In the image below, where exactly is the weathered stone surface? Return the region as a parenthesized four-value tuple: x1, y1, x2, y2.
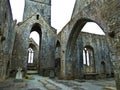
(0, 0, 16, 81)
(14, 82, 27, 88)
(28, 88, 41, 90)
(45, 84, 57, 90)
(55, 0, 119, 89)
(11, 0, 56, 77)
(0, 0, 119, 89)
(23, 0, 51, 24)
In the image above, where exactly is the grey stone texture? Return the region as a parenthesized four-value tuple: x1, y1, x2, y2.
(56, 31, 113, 79)
(0, 0, 16, 81)
(72, 32, 113, 78)
(0, 0, 120, 90)
(11, 13, 56, 76)
(56, 0, 119, 89)
(0, 75, 117, 90)
(23, 0, 51, 24)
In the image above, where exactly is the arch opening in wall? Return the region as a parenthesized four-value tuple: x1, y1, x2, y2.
(30, 23, 42, 45)
(55, 40, 61, 59)
(65, 18, 106, 78)
(81, 22, 105, 35)
(27, 42, 39, 72)
(83, 45, 95, 73)
(66, 19, 106, 56)
(56, 40, 61, 47)
(36, 14, 39, 20)
(30, 31, 40, 45)
(55, 40, 61, 77)
(101, 61, 106, 74)
(28, 48, 34, 64)
(27, 23, 42, 73)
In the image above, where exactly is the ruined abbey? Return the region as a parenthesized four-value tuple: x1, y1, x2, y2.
(0, 0, 120, 90)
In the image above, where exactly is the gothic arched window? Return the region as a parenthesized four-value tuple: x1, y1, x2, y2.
(28, 48, 34, 63)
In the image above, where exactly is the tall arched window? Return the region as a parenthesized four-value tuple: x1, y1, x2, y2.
(28, 48, 34, 63)
(55, 40, 61, 77)
(83, 46, 95, 73)
(83, 48, 90, 66)
(27, 23, 41, 72)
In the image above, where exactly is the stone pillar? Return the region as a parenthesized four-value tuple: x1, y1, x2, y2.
(0, 36, 2, 51)
(111, 36, 120, 90)
(0, 51, 5, 82)
(0, 52, 3, 81)
(112, 60, 120, 90)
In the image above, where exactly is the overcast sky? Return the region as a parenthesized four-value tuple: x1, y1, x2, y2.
(9, 0, 105, 45)
(10, 0, 76, 32)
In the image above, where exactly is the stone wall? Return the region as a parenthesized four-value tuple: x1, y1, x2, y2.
(27, 38, 39, 70)
(71, 0, 119, 89)
(11, 14, 56, 76)
(0, 0, 16, 81)
(57, 0, 119, 89)
(23, 0, 51, 24)
(72, 32, 113, 78)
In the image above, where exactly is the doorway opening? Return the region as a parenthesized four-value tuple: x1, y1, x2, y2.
(101, 61, 106, 74)
(55, 40, 61, 77)
(27, 23, 41, 74)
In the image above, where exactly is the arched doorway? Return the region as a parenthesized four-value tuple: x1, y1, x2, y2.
(27, 45, 36, 70)
(55, 40, 61, 78)
(101, 61, 106, 74)
(27, 23, 42, 74)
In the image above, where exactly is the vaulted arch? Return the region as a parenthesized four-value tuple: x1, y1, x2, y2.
(64, 18, 108, 79)
(27, 23, 42, 73)
(31, 23, 42, 35)
(66, 18, 105, 60)
(56, 40, 61, 47)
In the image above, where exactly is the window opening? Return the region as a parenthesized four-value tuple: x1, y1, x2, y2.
(36, 14, 39, 20)
(28, 48, 34, 63)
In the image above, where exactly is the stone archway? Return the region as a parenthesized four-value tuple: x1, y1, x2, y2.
(101, 61, 106, 74)
(27, 44, 38, 72)
(55, 40, 61, 78)
(65, 18, 106, 78)
(30, 23, 42, 74)
(63, 16, 119, 88)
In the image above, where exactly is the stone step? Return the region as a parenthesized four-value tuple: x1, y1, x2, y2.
(27, 68, 37, 70)
(27, 66, 37, 70)
(27, 70, 38, 74)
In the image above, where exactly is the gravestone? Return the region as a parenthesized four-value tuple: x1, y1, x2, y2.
(15, 67, 22, 80)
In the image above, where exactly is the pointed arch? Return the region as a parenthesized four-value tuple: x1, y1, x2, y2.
(31, 23, 42, 35)
(101, 61, 106, 74)
(27, 23, 42, 73)
(55, 40, 61, 77)
(83, 45, 95, 73)
(56, 40, 61, 47)
(65, 18, 105, 77)
(66, 18, 105, 59)
(28, 48, 34, 63)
